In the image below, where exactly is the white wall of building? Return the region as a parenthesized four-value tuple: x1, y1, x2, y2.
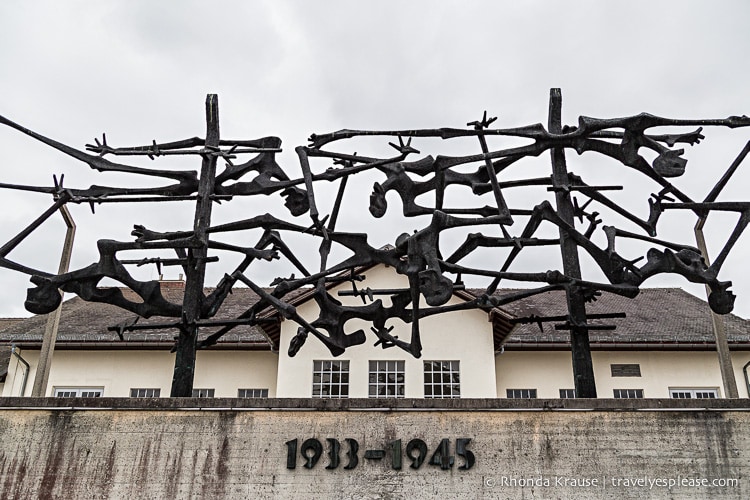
(275, 264, 498, 398)
(1, 348, 279, 397)
(194, 350, 279, 397)
(496, 350, 750, 398)
(6, 346, 745, 399)
(3, 348, 40, 397)
(495, 351, 576, 398)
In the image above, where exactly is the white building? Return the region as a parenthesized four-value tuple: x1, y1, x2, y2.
(2, 264, 750, 399)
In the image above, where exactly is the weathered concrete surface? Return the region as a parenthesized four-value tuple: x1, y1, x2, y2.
(0, 398, 747, 499)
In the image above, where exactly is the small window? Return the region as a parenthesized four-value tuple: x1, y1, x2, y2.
(670, 388, 718, 399)
(424, 361, 460, 399)
(611, 364, 641, 377)
(559, 389, 576, 399)
(507, 389, 537, 399)
(192, 388, 215, 398)
(369, 361, 405, 398)
(130, 388, 161, 398)
(54, 388, 103, 398)
(312, 360, 350, 398)
(238, 388, 269, 398)
(613, 389, 644, 399)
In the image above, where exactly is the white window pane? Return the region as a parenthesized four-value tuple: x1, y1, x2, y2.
(313, 360, 350, 399)
(423, 361, 459, 399)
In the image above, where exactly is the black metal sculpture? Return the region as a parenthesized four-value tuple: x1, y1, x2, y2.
(1, 90, 748, 397)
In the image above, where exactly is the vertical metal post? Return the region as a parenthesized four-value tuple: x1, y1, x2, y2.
(548, 88, 597, 398)
(171, 94, 220, 397)
(694, 218, 739, 398)
(31, 205, 75, 397)
(691, 142, 749, 398)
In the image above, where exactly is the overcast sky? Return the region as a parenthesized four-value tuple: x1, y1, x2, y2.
(1, 0, 749, 320)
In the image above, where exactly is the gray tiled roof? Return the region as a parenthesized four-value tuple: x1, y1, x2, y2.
(494, 287, 750, 345)
(0, 286, 272, 347)
(0, 285, 747, 350)
(0, 318, 24, 331)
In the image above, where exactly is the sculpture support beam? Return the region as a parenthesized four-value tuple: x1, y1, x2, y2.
(171, 95, 220, 397)
(549, 88, 597, 398)
(695, 216, 739, 398)
(31, 206, 75, 397)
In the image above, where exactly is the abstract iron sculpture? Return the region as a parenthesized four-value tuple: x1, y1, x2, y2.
(1, 90, 748, 397)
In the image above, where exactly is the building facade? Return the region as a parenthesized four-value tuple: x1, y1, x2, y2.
(2, 265, 750, 399)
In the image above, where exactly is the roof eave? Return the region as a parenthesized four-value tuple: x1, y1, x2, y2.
(5, 341, 274, 351)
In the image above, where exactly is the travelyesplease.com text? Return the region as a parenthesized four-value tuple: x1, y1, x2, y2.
(484, 475, 739, 490)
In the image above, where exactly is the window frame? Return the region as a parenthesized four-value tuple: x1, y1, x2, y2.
(613, 388, 644, 399)
(191, 388, 215, 398)
(506, 388, 538, 399)
(423, 360, 460, 399)
(368, 360, 405, 398)
(312, 360, 350, 399)
(129, 388, 161, 398)
(669, 388, 719, 399)
(54, 387, 104, 398)
(238, 388, 269, 398)
(610, 364, 642, 377)
(559, 389, 576, 399)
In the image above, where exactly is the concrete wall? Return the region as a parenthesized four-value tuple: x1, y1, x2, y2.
(276, 264, 497, 398)
(0, 398, 748, 499)
(1, 349, 279, 398)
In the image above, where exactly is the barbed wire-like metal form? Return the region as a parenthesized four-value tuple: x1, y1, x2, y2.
(1, 90, 748, 397)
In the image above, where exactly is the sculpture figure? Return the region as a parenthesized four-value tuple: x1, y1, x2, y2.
(1, 90, 748, 397)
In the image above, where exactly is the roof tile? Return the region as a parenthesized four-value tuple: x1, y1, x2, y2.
(1, 286, 748, 349)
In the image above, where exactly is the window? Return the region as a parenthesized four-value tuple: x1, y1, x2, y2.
(507, 389, 537, 399)
(238, 388, 269, 398)
(611, 364, 641, 377)
(54, 388, 103, 397)
(130, 388, 161, 398)
(613, 389, 644, 399)
(369, 361, 405, 398)
(670, 388, 719, 399)
(559, 389, 576, 399)
(312, 360, 349, 398)
(192, 388, 215, 398)
(423, 361, 460, 399)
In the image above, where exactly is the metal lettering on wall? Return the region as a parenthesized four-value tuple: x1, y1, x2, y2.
(285, 438, 475, 471)
(1, 91, 749, 398)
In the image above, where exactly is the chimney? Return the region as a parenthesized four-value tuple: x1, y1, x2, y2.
(159, 274, 186, 290)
